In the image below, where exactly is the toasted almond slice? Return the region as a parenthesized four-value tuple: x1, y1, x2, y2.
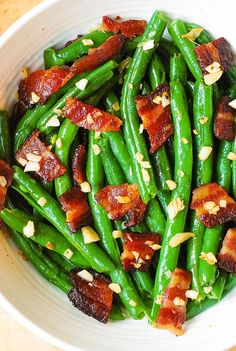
(141, 161, 151, 169)
(56, 138, 62, 149)
(20, 67, 28, 79)
(204, 201, 216, 211)
(219, 199, 227, 208)
(198, 146, 212, 161)
(162, 92, 170, 107)
(173, 297, 185, 306)
(86, 113, 94, 124)
(133, 263, 142, 269)
(108, 283, 121, 293)
(149, 243, 161, 251)
(115, 196, 130, 204)
(166, 270, 172, 279)
(46, 242, 54, 250)
(63, 248, 74, 259)
(227, 152, 236, 161)
(80, 181, 91, 193)
(203, 286, 213, 294)
(145, 240, 154, 245)
(129, 166, 133, 177)
(199, 116, 208, 125)
(182, 137, 189, 144)
(94, 132, 101, 139)
(132, 251, 140, 260)
(82, 38, 94, 46)
(135, 152, 144, 163)
(128, 83, 133, 89)
(112, 230, 122, 239)
(129, 299, 137, 307)
(45, 115, 60, 128)
(81, 226, 100, 244)
(229, 99, 236, 109)
(139, 123, 144, 134)
(205, 61, 221, 73)
(185, 289, 199, 300)
(112, 101, 120, 112)
(23, 220, 35, 238)
(200, 252, 217, 265)
(168, 198, 185, 220)
(77, 269, 93, 282)
(26, 152, 42, 162)
(169, 232, 195, 247)
(76, 78, 88, 91)
(0, 176, 7, 187)
(18, 157, 27, 166)
(37, 197, 47, 206)
(142, 169, 150, 183)
(178, 170, 185, 177)
(166, 179, 177, 190)
(31, 92, 40, 103)
(53, 108, 62, 115)
(155, 294, 163, 304)
(193, 129, 199, 135)
(204, 70, 223, 85)
(181, 27, 204, 41)
(138, 39, 154, 51)
(92, 144, 101, 155)
(24, 161, 40, 172)
(145, 254, 151, 260)
(153, 95, 162, 104)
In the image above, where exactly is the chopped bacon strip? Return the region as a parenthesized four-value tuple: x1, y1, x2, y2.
(18, 66, 70, 106)
(15, 129, 66, 182)
(156, 268, 191, 336)
(72, 144, 87, 184)
(218, 228, 236, 273)
(0, 160, 13, 210)
(95, 183, 147, 227)
(69, 34, 125, 78)
(60, 186, 92, 232)
(121, 232, 161, 271)
(68, 268, 113, 323)
(190, 183, 236, 228)
(102, 16, 146, 38)
(215, 96, 235, 141)
(136, 83, 173, 153)
(194, 37, 234, 74)
(62, 97, 122, 132)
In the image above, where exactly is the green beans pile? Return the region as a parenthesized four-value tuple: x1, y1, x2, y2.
(1, 10, 236, 329)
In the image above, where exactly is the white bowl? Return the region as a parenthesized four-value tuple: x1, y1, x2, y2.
(0, 0, 235, 350)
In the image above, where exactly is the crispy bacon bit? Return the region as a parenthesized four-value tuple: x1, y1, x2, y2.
(102, 16, 146, 38)
(136, 83, 173, 153)
(0, 160, 14, 210)
(62, 97, 122, 132)
(69, 34, 125, 78)
(59, 186, 92, 232)
(215, 96, 235, 141)
(72, 144, 87, 185)
(95, 183, 147, 227)
(190, 183, 236, 228)
(156, 268, 191, 336)
(18, 66, 70, 106)
(68, 268, 113, 323)
(121, 232, 161, 271)
(218, 228, 236, 273)
(15, 129, 66, 182)
(194, 37, 234, 74)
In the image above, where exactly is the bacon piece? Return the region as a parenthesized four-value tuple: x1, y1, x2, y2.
(136, 83, 173, 153)
(72, 144, 87, 184)
(215, 96, 235, 141)
(95, 183, 147, 227)
(62, 97, 122, 132)
(68, 268, 113, 323)
(15, 129, 66, 182)
(218, 228, 236, 273)
(102, 16, 146, 38)
(190, 183, 236, 228)
(194, 37, 234, 74)
(156, 268, 191, 336)
(121, 232, 161, 271)
(60, 186, 92, 232)
(18, 66, 70, 106)
(69, 34, 125, 78)
(0, 160, 13, 210)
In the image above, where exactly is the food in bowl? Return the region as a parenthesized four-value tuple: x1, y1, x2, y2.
(0, 9, 236, 336)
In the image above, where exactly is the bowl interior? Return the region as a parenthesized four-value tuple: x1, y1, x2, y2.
(0, 0, 235, 350)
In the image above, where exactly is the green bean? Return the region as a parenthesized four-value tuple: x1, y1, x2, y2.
(0, 110, 10, 161)
(209, 272, 227, 300)
(170, 53, 187, 83)
(44, 31, 112, 68)
(120, 11, 167, 203)
(0, 208, 90, 269)
(13, 166, 115, 274)
(123, 36, 142, 53)
(45, 250, 76, 273)
(233, 127, 236, 199)
(37, 60, 117, 134)
(148, 53, 166, 87)
(85, 75, 118, 106)
(141, 82, 151, 95)
(151, 81, 193, 322)
(158, 38, 179, 57)
(199, 140, 232, 287)
(168, 19, 202, 80)
(109, 304, 125, 320)
(185, 81, 195, 98)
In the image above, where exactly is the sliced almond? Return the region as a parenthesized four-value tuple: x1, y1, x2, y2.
(185, 289, 199, 300)
(139, 123, 144, 134)
(108, 283, 121, 294)
(162, 92, 170, 107)
(112, 101, 120, 112)
(112, 230, 122, 239)
(173, 297, 185, 306)
(178, 170, 185, 177)
(45, 115, 60, 128)
(92, 144, 101, 155)
(0, 176, 7, 187)
(145, 240, 154, 245)
(149, 243, 161, 251)
(145, 254, 151, 260)
(26, 152, 42, 162)
(63, 248, 74, 259)
(53, 108, 62, 115)
(219, 199, 227, 208)
(193, 129, 199, 135)
(205, 61, 221, 73)
(115, 196, 130, 204)
(169, 232, 195, 247)
(199, 116, 208, 125)
(77, 269, 93, 282)
(153, 95, 162, 104)
(204, 70, 223, 85)
(203, 286, 213, 294)
(46, 242, 54, 250)
(31, 92, 40, 103)
(228, 99, 236, 109)
(56, 138, 62, 149)
(138, 39, 154, 51)
(129, 299, 137, 307)
(76, 78, 88, 91)
(133, 263, 142, 269)
(200, 252, 217, 265)
(181, 27, 204, 41)
(142, 169, 150, 183)
(227, 152, 236, 161)
(132, 251, 140, 260)
(86, 113, 94, 124)
(37, 197, 47, 206)
(80, 181, 91, 193)
(166, 179, 177, 190)
(20, 67, 28, 79)
(82, 38, 94, 46)
(155, 294, 163, 305)
(128, 83, 133, 89)
(168, 197, 185, 220)
(24, 161, 40, 172)
(198, 146, 212, 161)
(182, 137, 189, 144)
(81, 226, 100, 244)
(135, 152, 144, 163)
(18, 157, 27, 166)
(166, 270, 172, 279)
(141, 161, 151, 169)
(204, 201, 220, 215)
(23, 220, 35, 238)
(94, 132, 101, 140)
(129, 167, 133, 177)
